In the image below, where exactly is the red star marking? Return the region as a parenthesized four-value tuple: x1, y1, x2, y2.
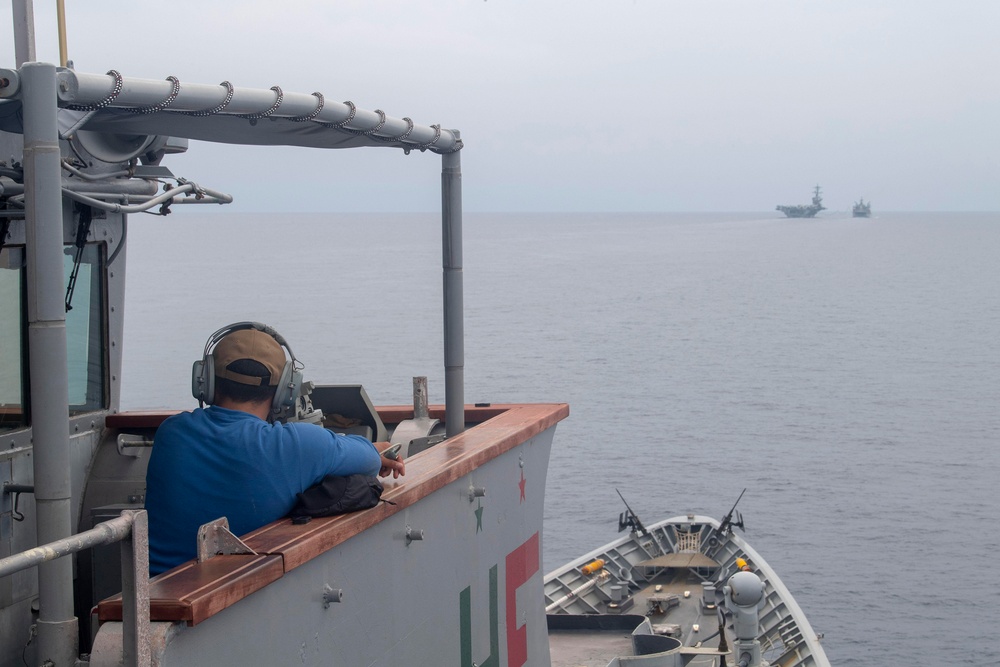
(518, 469, 526, 503)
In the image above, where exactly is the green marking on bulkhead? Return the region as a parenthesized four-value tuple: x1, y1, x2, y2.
(459, 564, 498, 667)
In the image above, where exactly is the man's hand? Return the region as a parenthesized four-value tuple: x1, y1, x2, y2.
(374, 441, 406, 479)
(379, 455, 405, 479)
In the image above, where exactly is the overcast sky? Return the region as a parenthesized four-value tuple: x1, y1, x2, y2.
(4, 1, 999, 212)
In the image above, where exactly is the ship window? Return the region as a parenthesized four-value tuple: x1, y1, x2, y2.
(0, 246, 27, 431)
(65, 244, 106, 414)
(0, 243, 106, 431)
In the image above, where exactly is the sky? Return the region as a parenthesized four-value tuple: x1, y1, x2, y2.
(3, 0, 999, 212)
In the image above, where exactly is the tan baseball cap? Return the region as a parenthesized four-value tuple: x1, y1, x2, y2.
(212, 329, 285, 386)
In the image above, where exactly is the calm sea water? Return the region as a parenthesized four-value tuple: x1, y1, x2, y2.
(122, 211, 1000, 666)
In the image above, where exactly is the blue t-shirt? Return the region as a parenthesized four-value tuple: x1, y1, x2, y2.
(145, 406, 381, 575)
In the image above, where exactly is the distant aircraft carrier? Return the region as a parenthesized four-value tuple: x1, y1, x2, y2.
(777, 185, 825, 218)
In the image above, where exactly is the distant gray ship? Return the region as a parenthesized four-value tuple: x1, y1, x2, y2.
(777, 185, 825, 218)
(852, 198, 872, 218)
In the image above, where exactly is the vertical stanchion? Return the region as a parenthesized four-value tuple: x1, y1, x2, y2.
(22, 61, 79, 667)
(120, 510, 151, 667)
(441, 138, 465, 437)
(11, 0, 37, 66)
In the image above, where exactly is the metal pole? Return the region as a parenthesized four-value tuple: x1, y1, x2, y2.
(120, 511, 151, 667)
(56, 0, 69, 67)
(22, 61, 79, 667)
(441, 139, 465, 437)
(11, 0, 36, 66)
(0, 514, 135, 578)
(412, 376, 430, 421)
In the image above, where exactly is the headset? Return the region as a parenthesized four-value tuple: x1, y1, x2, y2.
(191, 321, 303, 420)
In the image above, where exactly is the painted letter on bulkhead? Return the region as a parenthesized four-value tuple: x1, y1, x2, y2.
(460, 564, 498, 667)
(505, 532, 540, 667)
(458, 532, 540, 667)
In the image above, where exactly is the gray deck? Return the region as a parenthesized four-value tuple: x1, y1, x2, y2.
(544, 514, 830, 667)
(549, 628, 634, 667)
(548, 566, 728, 667)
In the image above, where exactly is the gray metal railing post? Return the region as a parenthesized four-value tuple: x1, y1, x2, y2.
(441, 139, 465, 437)
(0, 512, 150, 667)
(120, 510, 151, 667)
(22, 60, 79, 667)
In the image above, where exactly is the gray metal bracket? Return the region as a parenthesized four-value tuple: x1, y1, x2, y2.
(196, 517, 257, 562)
(391, 376, 441, 458)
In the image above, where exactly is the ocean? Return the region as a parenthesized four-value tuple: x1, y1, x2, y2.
(121, 210, 1000, 666)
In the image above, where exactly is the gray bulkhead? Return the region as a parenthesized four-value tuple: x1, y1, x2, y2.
(1, 128, 132, 667)
(90, 429, 556, 666)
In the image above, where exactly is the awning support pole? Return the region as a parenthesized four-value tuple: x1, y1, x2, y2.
(441, 137, 465, 437)
(11, 0, 36, 66)
(23, 61, 79, 667)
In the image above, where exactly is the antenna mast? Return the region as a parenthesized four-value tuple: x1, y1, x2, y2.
(56, 0, 69, 66)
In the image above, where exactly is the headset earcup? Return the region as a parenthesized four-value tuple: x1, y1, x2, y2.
(272, 362, 299, 413)
(191, 356, 215, 405)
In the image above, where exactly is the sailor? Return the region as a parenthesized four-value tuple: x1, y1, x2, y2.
(145, 325, 405, 575)
(736, 557, 751, 572)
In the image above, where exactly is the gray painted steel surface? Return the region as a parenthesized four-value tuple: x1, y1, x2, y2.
(442, 144, 465, 437)
(10, 1, 35, 67)
(22, 61, 78, 667)
(91, 430, 555, 667)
